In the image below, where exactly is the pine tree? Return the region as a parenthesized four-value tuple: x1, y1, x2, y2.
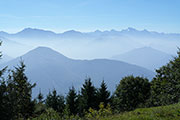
(0, 62, 36, 119)
(37, 91, 44, 103)
(9, 62, 36, 119)
(0, 42, 10, 119)
(45, 89, 65, 115)
(66, 86, 78, 115)
(0, 78, 11, 120)
(97, 80, 110, 107)
(0, 42, 36, 119)
(79, 78, 97, 112)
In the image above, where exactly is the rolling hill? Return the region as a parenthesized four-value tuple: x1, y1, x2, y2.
(0, 47, 155, 96)
(0, 54, 13, 64)
(112, 47, 173, 71)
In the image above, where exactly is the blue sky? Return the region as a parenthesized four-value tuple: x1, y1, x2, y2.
(0, 0, 179, 33)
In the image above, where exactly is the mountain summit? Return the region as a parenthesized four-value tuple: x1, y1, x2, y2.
(24, 46, 70, 61)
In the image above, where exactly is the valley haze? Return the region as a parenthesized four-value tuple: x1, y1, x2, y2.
(0, 27, 179, 96)
(0, 27, 179, 59)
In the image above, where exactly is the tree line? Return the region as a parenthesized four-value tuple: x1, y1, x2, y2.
(0, 49, 180, 119)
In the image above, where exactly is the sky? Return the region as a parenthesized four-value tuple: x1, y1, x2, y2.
(0, 0, 179, 33)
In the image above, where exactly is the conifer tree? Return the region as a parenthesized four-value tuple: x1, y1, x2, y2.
(97, 80, 110, 107)
(37, 91, 44, 103)
(66, 86, 78, 115)
(45, 89, 65, 115)
(0, 78, 11, 120)
(0, 42, 15, 120)
(0, 62, 36, 119)
(9, 62, 36, 119)
(79, 78, 97, 112)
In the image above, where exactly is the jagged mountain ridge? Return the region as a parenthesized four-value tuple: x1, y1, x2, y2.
(1, 27, 180, 39)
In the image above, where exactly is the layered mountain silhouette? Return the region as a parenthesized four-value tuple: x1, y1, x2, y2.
(112, 47, 173, 70)
(1, 27, 180, 39)
(0, 36, 31, 57)
(0, 47, 155, 96)
(0, 27, 180, 59)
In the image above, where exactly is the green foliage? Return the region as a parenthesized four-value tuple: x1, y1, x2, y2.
(32, 108, 62, 120)
(149, 50, 180, 106)
(66, 86, 78, 116)
(78, 78, 97, 114)
(113, 76, 151, 111)
(0, 41, 2, 58)
(85, 102, 112, 120)
(8, 62, 36, 119)
(45, 89, 65, 116)
(97, 80, 111, 107)
(0, 44, 12, 120)
(3, 47, 180, 119)
(101, 103, 180, 120)
(33, 102, 46, 118)
(0, 70, 10, 120)
(33, 91, 46, 117)
(0, 62, 36, 120)
(63, 105, 81, 120)
(37, 91, 44, 103)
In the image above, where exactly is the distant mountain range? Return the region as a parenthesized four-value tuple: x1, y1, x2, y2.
(0, 47, 155, 96)
(0, 27, 179, 59)
(112, 47, 173, 71)
(1, 27, 180, 39)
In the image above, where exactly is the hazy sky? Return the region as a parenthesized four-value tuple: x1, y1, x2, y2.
(0, 0, 179, 33)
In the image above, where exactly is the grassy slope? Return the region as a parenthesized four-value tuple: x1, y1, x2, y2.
(103, 103, 180, 120)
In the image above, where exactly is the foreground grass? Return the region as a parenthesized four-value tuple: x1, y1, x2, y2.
(32, 103, 180, 120)
(102, 103, 180, 120)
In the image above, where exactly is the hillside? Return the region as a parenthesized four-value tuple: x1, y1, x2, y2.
(0, 54, 13, 64)
(112, 47, 173, 70)
(0, 36, 31, 57)
(103, 103, 180, 120)
(0, 47, 155, 96)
